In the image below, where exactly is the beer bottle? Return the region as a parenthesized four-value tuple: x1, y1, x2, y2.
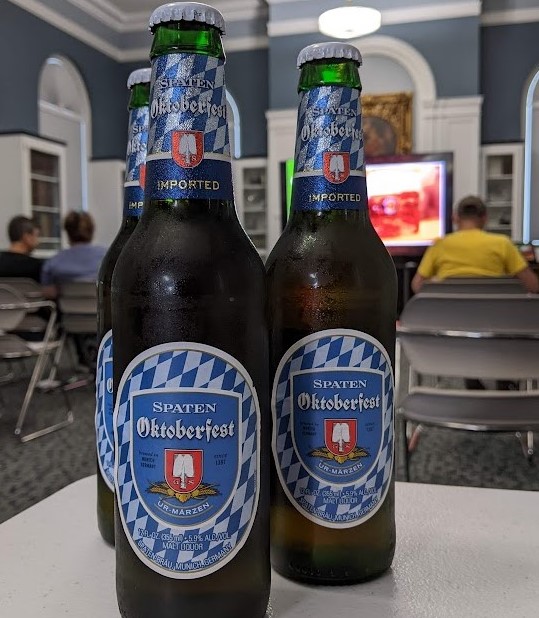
(111, 4, 269, 617)
(267, 42, 397, 584)
(96, 67, 151, 546)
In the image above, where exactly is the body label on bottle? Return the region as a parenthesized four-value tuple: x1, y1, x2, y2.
(145, 53, 233, 202)
(114, 342, 260, 578)
(96, 330, 114, 490)
(124, 106, 149, 218)
(292, 86, 367, 212)
(273, 329, 393, 528)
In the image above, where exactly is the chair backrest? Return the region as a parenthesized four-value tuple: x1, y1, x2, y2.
(57, 281, 97, 334)
(399, 293, 539, 380)
(400, 293, 539, 333)
(421, 277, 524, 295)
(0, 277, 44, 298)
(0, 284, 30, 332)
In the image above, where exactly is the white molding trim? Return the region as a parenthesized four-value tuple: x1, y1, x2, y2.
(65, 0, 123, 25)
(384, 1, 480, 25)
(269, 1, 480, 37)
(266, 108, 297, 250)
(9, 0, 119, 60)
(357, 35, 437, 151)
(9, 0, 268, 60)
(65, 0, 266, 32)
(358, 35, 437, 102)
(482, 7, 539, 27)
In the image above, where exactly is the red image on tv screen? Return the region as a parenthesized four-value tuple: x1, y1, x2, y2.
(366, 161, 446, 246)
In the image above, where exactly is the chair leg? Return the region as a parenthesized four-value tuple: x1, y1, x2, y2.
(15, 344, 74, 442)
(46, 332, 66, 383)
(516, 432, 534, 463)
(408, 424, 424, 452)
(399, 413, 410, 482)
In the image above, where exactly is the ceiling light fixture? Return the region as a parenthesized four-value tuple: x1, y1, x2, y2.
(318, 3, 382, 40)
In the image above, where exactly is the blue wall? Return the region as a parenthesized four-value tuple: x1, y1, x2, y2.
(227, 49, 268, 157)
(0, 1, 268, 159)
(0, 0, 133, 159)
(481, 22, 539, 143)
(269, 17, 480, 110)
(4, 0, 539, 155)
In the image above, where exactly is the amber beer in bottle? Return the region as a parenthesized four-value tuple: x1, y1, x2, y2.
(267, 42, 397, 584)
(111, 4, 269, 617)
(96, 68, 151, 545)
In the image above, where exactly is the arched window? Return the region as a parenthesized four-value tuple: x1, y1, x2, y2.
(38, 56, 91, 213)
(226, 90, 241, 159)
(523, 69, 539, 243)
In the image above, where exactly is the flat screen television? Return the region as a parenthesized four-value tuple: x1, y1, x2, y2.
(281, 152, 454, 251)
(366, 153, 453, 248)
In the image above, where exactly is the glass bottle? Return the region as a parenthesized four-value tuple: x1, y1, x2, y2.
(267, 42, 397, 585)
(111, 4, 269, 617)
(96, 67, 151, 546)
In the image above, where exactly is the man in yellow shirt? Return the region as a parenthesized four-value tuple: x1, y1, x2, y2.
(412, 196, 539, 293)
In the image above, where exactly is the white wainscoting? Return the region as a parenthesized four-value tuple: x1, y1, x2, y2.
(88, 160, 125, 248)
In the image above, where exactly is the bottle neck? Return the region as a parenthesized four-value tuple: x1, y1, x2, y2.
(289, 59, 367, 226)
(151, 21, 224, 60)
(123, 85, 150, 220)
(129, 82, 150, 109)
(144, 21, 233, 212)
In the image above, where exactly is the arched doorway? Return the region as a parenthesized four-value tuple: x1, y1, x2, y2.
(523, 68, 539, 243)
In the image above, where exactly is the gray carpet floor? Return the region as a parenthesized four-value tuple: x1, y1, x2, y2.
(0, 359, 537, 525)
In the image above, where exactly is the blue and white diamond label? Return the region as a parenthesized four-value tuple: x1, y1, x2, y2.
(273, 329, 393, 528)
(124, 106, 149, 218)
(96, 330, 114, 490)
(146, 53, 232, 202)
(292, 86, 367, 212)
(114, 342, 260, 578)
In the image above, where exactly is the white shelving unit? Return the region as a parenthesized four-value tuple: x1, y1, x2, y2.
(0, 134, 67, 257)
(233, 157, 268, 258)
(481, 143, 524, 241)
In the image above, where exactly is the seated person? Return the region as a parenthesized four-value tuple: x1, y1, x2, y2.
(41, 212, 106, 372)
(412, 195, 539, 294)
(41, 211, 106, 298)
(0, 216, 42, 281)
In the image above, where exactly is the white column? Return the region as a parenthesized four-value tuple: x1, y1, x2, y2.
(88, 160, 125, 248)
(266, 109, 297, 251)
(421, 96, 483, 201)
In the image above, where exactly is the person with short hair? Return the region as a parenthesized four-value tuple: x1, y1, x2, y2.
(412, 195, 539, 294)
(41, 211, 106, 298)
(0, 216, 42, 281)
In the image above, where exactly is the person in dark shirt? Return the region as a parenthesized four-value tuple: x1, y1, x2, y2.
(0, 216, 42, 281)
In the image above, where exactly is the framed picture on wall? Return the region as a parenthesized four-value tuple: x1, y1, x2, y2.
(362, 92, 413, 159)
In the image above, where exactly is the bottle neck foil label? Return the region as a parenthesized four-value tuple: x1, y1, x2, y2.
(114, 342, 260, 578)
(292, 86, 367, 212)
(273, 329, 393, 528)
(146, 53, 233, 202)
(96, 330, 114, 490)
(124, 106, 149, 219)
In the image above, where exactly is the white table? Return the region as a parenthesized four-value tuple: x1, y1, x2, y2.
(1, 476, 538, 618)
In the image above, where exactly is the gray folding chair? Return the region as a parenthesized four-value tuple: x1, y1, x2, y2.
(57, 281, 98, 379)
(397, 293, 539, 480)
(420, 277, 525, 295)
(0, 277, 48, 336)
(0, 284, 73, 442)
(57, 281, 97, 333)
